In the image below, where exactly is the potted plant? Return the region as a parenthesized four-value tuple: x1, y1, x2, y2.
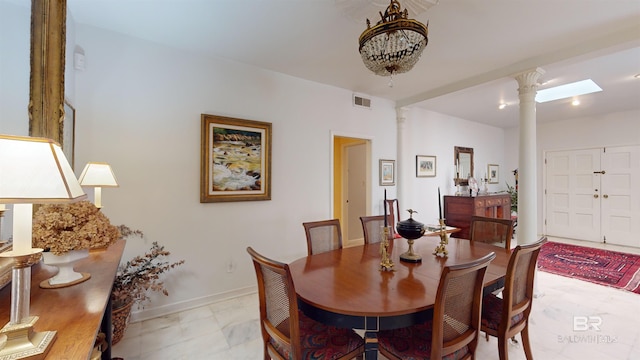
(110, 227, 185, 344)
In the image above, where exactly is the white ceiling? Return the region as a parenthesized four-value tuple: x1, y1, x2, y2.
(61, 0, 640, 128)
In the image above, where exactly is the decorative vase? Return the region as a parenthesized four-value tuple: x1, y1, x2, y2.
(396, 210, 426, 263)
(40, 249, 91, 288)
(112, 301, 134, 345)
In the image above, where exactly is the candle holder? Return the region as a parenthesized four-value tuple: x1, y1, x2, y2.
(433, 218, 449, 257)
(379, 226, 394, 271)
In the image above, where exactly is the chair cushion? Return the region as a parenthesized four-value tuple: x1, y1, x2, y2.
(481, 294, 524, 332)
(270, 311, 364, 360)
(377, 320, 470, 360)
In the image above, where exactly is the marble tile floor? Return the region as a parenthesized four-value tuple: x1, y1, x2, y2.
(112, 237, 640, 360)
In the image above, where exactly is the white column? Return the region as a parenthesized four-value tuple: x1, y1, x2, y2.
(396, 107, 409, 214)
(514, 68, 545, 245)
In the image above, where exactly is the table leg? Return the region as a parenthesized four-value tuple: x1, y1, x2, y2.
(364, 332, 379, 360)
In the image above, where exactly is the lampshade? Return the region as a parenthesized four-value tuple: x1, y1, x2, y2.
(0, 134, 86, 204)
(358, 0, 428, 78)
(78, 162, 119, 187)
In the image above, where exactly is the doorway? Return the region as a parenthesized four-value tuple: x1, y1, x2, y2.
(333, 136, 371, 247)
(545, 145, 639, 247)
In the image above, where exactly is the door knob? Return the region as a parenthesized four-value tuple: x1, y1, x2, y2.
(603, 194, 609, 199)
(593, 194, 599, 198)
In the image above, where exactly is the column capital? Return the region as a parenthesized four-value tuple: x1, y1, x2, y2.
(396, 107, 409, 124)
(513, 68, 546, 97)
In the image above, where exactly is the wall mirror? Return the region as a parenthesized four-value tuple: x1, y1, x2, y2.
(454, 146, 474, 186)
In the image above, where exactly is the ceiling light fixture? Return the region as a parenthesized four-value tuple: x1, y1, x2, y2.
(571, 99, 580, 106)
(498, 103, 507, 110)
(536, 79, 602, 103)
(358, 0, 428, 86)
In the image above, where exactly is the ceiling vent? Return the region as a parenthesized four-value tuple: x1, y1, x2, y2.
(353, 93, 371, 109)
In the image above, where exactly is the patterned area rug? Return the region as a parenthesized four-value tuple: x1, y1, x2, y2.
(537, 242, 640, 294)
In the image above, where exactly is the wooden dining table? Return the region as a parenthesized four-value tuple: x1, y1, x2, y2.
(289, 235, 510, 360)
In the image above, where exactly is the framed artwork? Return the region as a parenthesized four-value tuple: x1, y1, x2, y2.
(416, 155, 436, 177)
(62, 100, 75, 169)
(379, 159, 395, 186)
(200, 114, 272, 202)
(488, 164, 499, 184)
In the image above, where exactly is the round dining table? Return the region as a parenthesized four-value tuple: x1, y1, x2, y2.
(288, 236, 510, 360)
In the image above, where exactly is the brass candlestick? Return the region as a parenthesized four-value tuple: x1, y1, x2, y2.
(433, 218, 449, 257)
(379, 226, 394, 271)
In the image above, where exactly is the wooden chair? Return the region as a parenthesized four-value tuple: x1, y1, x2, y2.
(385, 198, 401, 238)
(469, 216, 515, 250)
(481, 237, 547, 360)
(246, 247, 365, 360)
(377, 252, 497, 360)
(302, 219, 342, 255)
(359, 215, 393, 244)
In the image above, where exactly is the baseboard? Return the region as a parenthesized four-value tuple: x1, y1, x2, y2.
(129, 285, 257, 322)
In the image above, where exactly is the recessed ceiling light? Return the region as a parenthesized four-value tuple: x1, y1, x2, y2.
(634, 73, 640, 79)
(536, 79, 602, 103)
(571, 99, 580, 106)
(498, 103, 507, 110)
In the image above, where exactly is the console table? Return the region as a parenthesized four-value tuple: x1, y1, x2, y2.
(444, 194, 511, 239)
(0, 240, 125, 359)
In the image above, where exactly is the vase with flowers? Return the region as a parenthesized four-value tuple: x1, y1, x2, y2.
(110, 228, 185, 344)
(32, 200, 120, 287)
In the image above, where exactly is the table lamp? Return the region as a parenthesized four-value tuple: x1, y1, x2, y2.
(78, 162, 119, 208)
(0, 134, 87, 359)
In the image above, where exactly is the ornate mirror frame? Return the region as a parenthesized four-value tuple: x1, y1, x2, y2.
(454, 146, 474, 186)
(29, 0, 67, 145)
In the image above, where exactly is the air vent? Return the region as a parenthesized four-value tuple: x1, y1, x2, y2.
(353, 94, 371, 109)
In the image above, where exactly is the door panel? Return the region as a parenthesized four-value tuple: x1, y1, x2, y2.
(545, 149, 601, 241)
(601, 146, 639, 247)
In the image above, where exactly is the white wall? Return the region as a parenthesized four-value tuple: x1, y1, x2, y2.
(73, 25, 398, 319)
(504, 110, 640, 234)
(402, 108, 508, 225)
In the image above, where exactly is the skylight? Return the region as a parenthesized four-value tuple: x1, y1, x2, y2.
(535, 79, 602, 103)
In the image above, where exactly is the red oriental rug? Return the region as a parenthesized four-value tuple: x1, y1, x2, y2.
(537, 242, 640, 294)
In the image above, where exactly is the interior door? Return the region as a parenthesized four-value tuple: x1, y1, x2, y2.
(344, 143, 367, 242)
(600, 146, 640, 247)
(545, 149, 601, 241)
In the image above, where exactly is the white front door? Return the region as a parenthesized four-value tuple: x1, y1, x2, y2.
(600, 146, 640, 247)
(545, 145, 640, 247)
(545, 149, 601, 241)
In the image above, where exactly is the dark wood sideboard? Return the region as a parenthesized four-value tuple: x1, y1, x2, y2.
(0, 240, 125, 359)
(444, 194, 511, 239)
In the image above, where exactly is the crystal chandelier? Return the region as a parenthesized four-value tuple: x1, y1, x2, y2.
(358, 0, 429, 79)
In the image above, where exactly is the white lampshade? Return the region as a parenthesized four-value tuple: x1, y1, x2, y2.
(0, 134, 86, 255)
(0, 135, 86, 203)
(78, 162, 119, 208)
(78, 162, 119, 187)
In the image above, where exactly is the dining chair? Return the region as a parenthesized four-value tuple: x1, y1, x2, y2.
(377, 251, 497, 360)
(469, 216, 515, 250)
(246, 247, 365, 360)
(385, 198, 401, 238)
(359, 215, 393, 244)
(481, 236, 547, 360)
(302, 219, 343, 255)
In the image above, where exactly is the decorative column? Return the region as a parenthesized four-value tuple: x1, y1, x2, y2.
(514, 68, 545, 245)
(396, 107, 409, 213)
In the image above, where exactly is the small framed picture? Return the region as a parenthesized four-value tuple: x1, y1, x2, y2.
(416, 155, 436, 177)
(488, 164, 499, 184)
(379, 159, 395, 186)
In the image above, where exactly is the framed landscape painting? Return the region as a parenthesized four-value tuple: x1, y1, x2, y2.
(416, 155, 436, 177)
(379, 159, 395, 186)
(200, 114, 272, 202)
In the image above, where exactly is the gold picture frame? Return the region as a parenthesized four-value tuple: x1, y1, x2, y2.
(200, 114, 272, 202)
(379, 159, 395, 186)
